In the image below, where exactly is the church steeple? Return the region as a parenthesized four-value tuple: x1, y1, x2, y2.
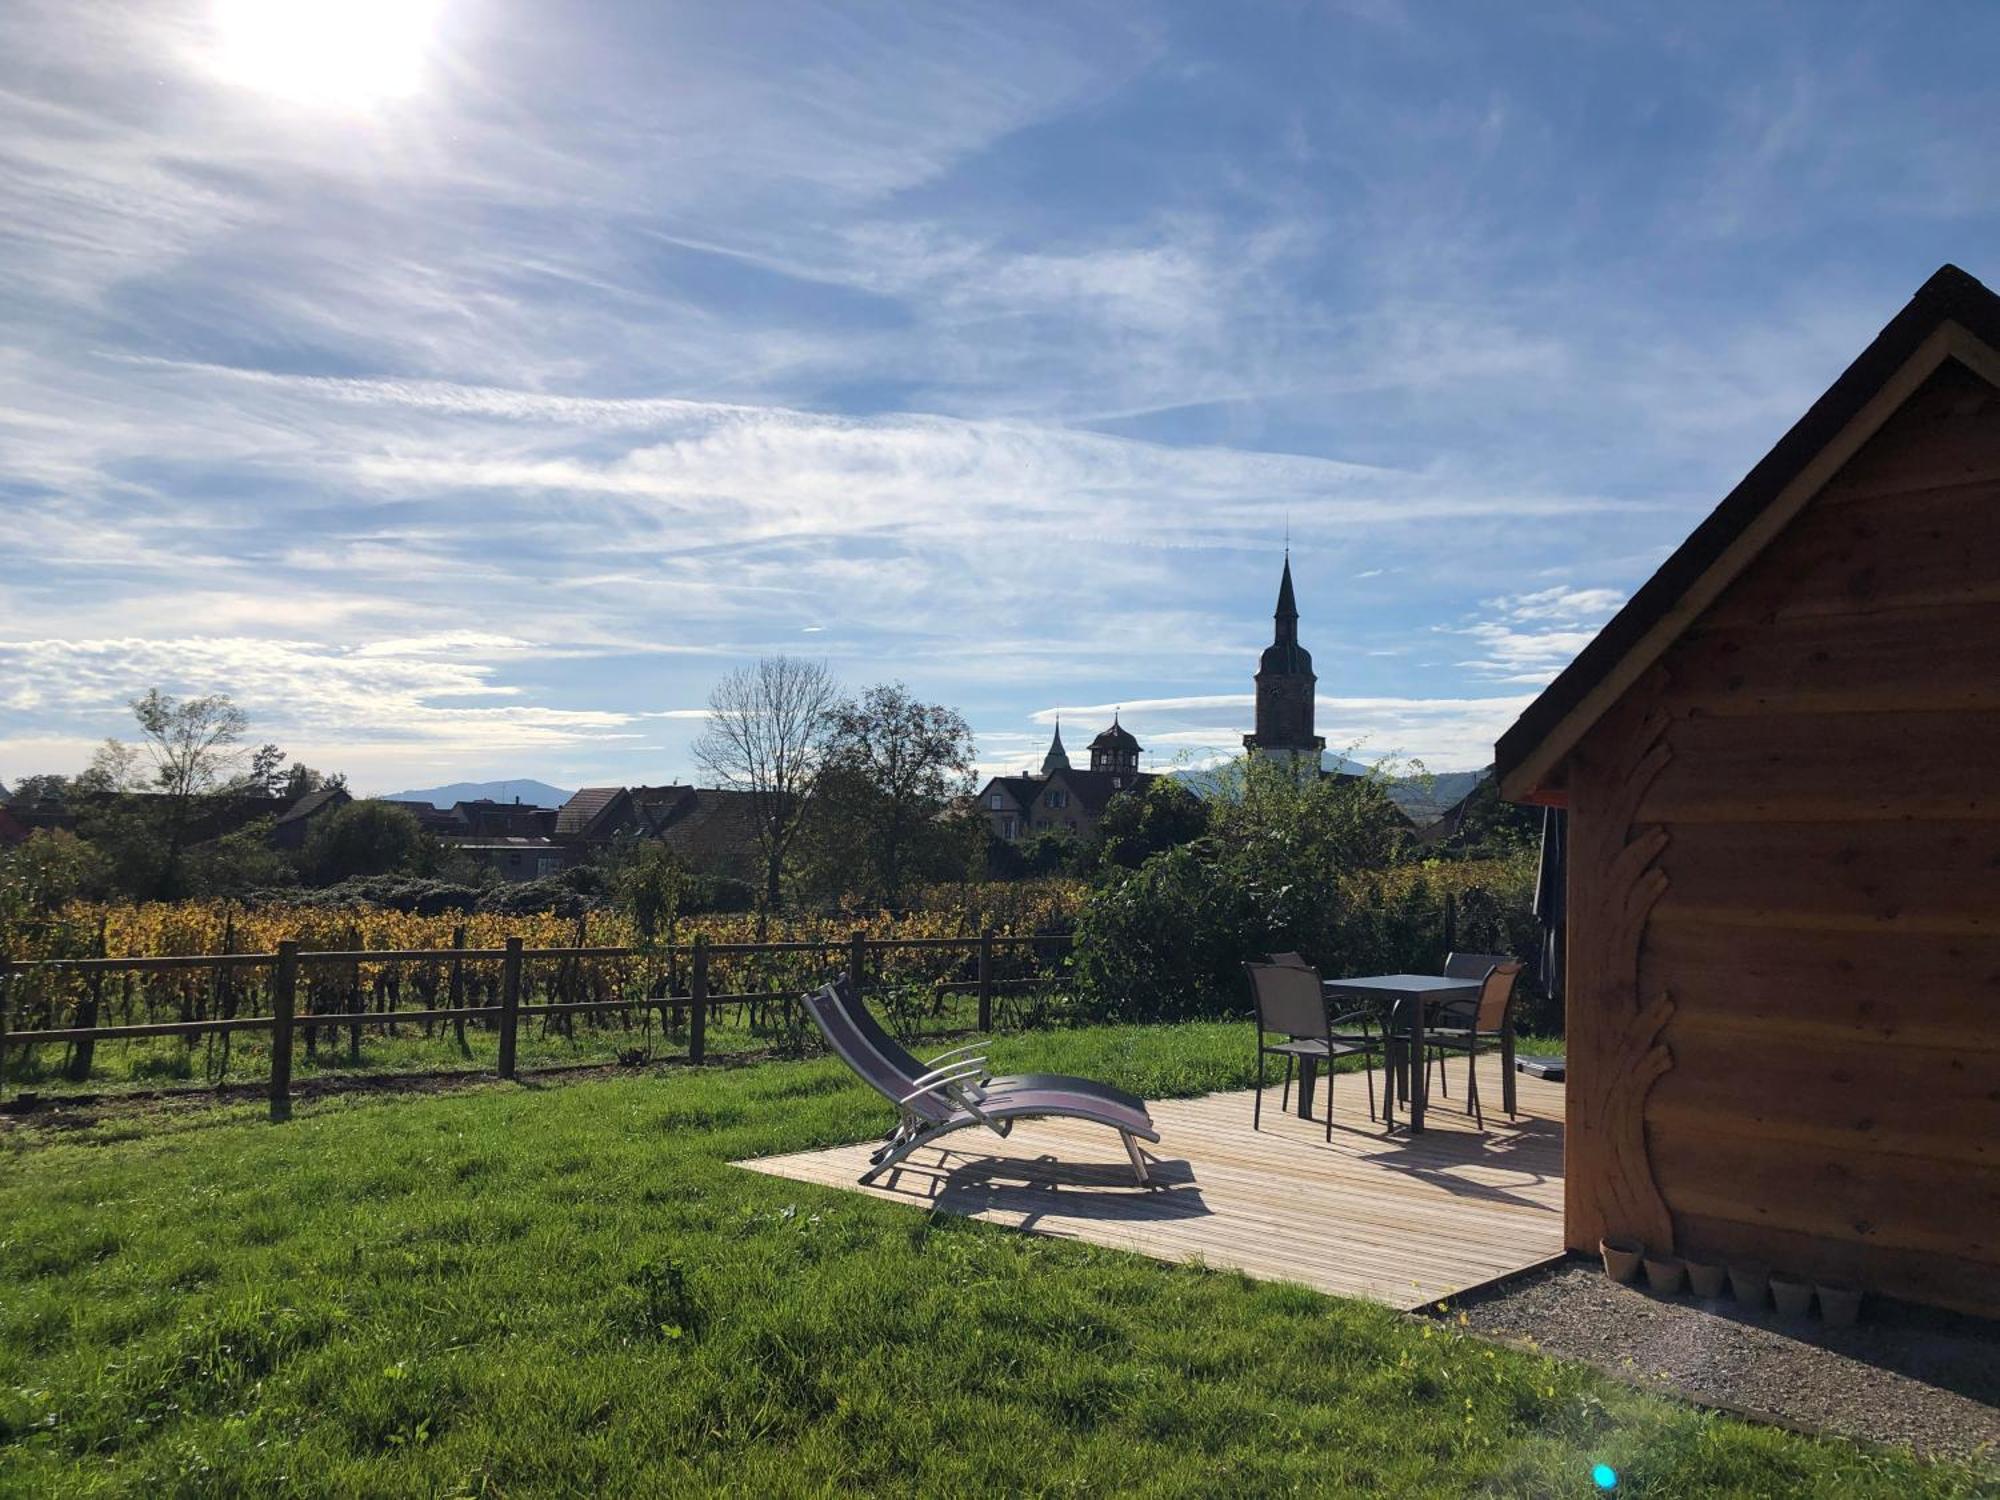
(1040, 716, 1071, 775)
(1243, 553, 1325, 767)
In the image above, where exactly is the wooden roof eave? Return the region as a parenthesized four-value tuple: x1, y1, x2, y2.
(1496, 313, 2000, 805)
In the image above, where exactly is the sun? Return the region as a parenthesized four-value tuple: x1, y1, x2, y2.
(210, 0, 446, 110)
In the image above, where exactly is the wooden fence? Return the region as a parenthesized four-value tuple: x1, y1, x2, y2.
(0, 929, 1069, 1122)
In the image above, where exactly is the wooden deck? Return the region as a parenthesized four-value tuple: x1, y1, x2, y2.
(740, 1055, 1566, 1311)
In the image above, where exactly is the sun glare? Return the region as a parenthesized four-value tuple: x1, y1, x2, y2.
(210, 0, 445, 110)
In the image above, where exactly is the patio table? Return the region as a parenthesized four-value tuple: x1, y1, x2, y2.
(1316, 974, 1480, 1133)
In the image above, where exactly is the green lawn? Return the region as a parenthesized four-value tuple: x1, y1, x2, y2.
(0, 1026, 1979, 1498)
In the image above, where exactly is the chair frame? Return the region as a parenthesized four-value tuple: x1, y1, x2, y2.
(801, 980, 1161, 1186)
(1246, 961, 1381, 1140)
(1425, 960, 1524, 1128)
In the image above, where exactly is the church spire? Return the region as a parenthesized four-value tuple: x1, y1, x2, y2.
(1274, 553, 1298, 632)
(1040, 715, 1070, 775)
(1244, 552, 1325, 767)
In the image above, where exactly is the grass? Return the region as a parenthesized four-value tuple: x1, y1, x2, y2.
(0, 1025, 1978, 1498)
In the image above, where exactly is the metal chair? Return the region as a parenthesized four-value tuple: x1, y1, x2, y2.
(1425, 961, 1523, 1128)
(1423, 951, 1516, 1097)
(1246, 961, 1381, 1139)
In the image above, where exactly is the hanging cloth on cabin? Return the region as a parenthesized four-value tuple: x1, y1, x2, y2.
(1532, 806, 1566, 1002)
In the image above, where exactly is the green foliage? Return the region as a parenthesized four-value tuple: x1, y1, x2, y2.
(302, 802, 426, 884)
(0, 1038, 1973, 1497)
(609, 840, 688, 940)
(1092, 778, 1209, 871)
(0, 829, 108, 918)
(183, 817, 297, 897)
(803, 684, 978, 905)
(1070, 758, 1534, 1024)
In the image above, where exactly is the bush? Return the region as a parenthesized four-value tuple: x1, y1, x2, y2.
(246, 877, 484, 916)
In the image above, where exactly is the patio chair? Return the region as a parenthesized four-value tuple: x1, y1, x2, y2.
(1246, 961, 1381, 1139)
(1424, 960, 1524, 1128)
(828, 978, 1147, 1113)
(1422, 951, 1518, 1098)
(801, 981, 1161, 1187)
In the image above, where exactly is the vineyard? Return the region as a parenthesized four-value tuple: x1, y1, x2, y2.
(0, 883, 1090, 1097)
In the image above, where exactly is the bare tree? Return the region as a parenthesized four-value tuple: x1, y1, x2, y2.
(693, 657, 842, 909)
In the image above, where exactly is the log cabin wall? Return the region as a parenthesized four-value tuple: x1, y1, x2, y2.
(1563, 357, 2000, 1316)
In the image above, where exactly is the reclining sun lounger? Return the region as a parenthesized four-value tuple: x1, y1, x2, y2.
(827, 976, 1149, 1114)
(802, 980, 1160, 1187)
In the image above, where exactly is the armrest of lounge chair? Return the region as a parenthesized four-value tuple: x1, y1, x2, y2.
(903, 1057, 990, 1095)
(923, 1040, 989, 1068)
(897, 1059, 989, 1107)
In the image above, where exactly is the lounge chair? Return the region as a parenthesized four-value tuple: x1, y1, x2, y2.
(802, 980, 1161, 1188)
(827, 977, 1148, 1114)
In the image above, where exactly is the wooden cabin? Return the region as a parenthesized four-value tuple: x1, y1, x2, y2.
(1494, 264, 2000, 1317)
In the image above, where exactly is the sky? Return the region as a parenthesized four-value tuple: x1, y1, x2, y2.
(2, 1, 1995, 796)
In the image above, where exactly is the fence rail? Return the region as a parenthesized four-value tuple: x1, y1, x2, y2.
(0, 927, 1072, 1121)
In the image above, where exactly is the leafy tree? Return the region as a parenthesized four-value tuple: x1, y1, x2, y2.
(694, 656, 842, 910)
(3, 773, 72, 806)
(810, 684, 976, 906)
(1068, 756, 1419, 1020)
(186, 818, 297, 896)
(79, 690, 252, 897)
(1016, 828, 1089, 879)
(1092, 778, 1209, 871)
(301, 801, 424, 883)
(610, 839, 690, 942)
(0, 829, 109, 917)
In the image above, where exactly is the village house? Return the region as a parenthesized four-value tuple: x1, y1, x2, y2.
(978, 716, 1156, 845)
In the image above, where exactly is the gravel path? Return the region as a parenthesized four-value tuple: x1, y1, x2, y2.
(1453, 1259, 2000, 1466)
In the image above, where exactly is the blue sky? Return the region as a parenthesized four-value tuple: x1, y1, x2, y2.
(2, 1, 1994, 794)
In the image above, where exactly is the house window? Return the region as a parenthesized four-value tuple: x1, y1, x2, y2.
(1048, 789, 1067, 809)
(1002, 816, 1017, 839)
(508, 852, 521, 866)
(990, 792, 1004, 809)
(536, 857, 560, 878)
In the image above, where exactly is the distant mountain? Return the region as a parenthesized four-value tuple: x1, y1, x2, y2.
(376, 779, 574, 810)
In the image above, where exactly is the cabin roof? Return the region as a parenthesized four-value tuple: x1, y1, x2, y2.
(1495, 263, 2000, 804)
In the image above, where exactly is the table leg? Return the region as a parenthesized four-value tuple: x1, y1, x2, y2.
(1501, 1014, 1518, 1118)
(1408, 992, 1427, 1133)
(1296, 1054, 1318, 1120)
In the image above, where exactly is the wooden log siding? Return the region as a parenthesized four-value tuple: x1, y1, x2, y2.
(1564, 356, 2000, 1316)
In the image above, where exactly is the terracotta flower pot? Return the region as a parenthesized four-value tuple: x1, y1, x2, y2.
(1643, 1254, 1685, 1295)
(1600, 1236, 1644, 1284)
(1728, 1264, 1770, 1308)
(1685, 1259, 1727, 1299)
(1770, 1273, 1814, 1319)
(1816, 1282, 1862, 1328)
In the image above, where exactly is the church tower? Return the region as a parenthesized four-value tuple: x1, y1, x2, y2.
(1242, 554, 1326, 769)
(1040, 717, 1071, 775)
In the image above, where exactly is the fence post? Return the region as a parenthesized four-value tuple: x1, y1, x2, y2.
(847, 929, 865, 999)
(0, 958, 12, 1105)
(271, 941, 297, 1122)
(347, 922, 363, 1064)
(449, 925, 468, 1055)
(67, 922, 106, 1082)
(689, 935, 708, 1066)
(1441, 889, 1458, 962)
(498, 937, 523, 1080)
(977, 927, 994, 1032)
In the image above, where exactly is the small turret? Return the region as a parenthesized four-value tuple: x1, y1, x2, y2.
(1040, 717, 1071, 775)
